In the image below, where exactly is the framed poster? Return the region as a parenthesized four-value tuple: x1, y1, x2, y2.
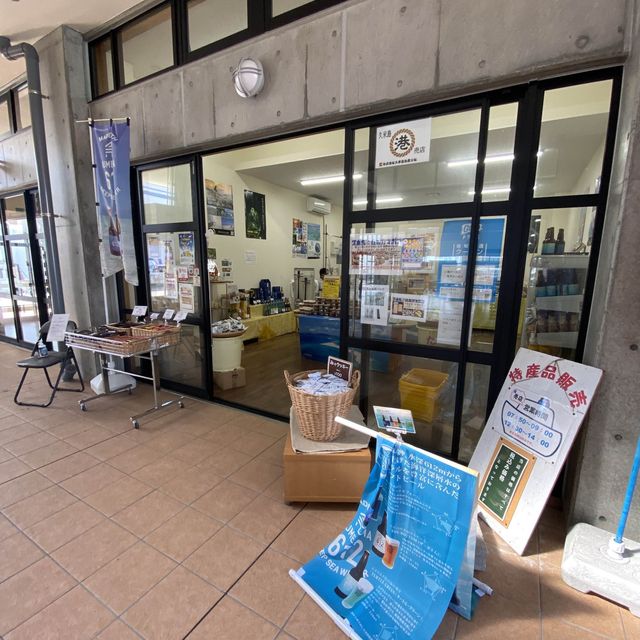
(292, 218, 307, 256)
(244, 190, 266, 239)
(307, 222, 321, 259)
(178, 232, 195, 265)
(205, 179, 235, 236)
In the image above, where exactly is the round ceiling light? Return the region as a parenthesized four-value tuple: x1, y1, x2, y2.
(232, 58, 265, 98)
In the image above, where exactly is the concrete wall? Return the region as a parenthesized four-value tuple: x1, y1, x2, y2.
(0, 128, 36, 192)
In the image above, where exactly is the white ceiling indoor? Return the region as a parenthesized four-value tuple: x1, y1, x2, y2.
(0, 0, 150, 89)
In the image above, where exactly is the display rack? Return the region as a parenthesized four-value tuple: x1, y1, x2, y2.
(522, 254, 589, 351)
(65, 330, 184, 428)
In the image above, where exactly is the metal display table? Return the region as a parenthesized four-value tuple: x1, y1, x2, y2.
(65, 331, 184, 428)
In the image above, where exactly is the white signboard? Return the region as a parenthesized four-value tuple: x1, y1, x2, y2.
(132, 305, 147, 318)
(389, 293, 428, 322)
(360, 284, 389, 326)
(375, 118, 431, 168)
(46, 313, 70, 343)
(469, 348, 602, 555)
(163, 309, 175, 320)
(174, 310, 188, 323)
(437, 299, 463, 346)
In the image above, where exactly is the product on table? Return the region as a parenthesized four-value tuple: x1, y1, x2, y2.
(335, 550, 370, 598)
(382, 536, 400, 569)
(342, 578, 374, 609)
(372, 511, 388, 558)
(211, 318, 246, 335)
(294, 372, 350, 396)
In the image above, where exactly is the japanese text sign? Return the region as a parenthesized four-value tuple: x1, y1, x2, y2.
(291, 438, 477, 639)
(469, 348, 602, 554)
(375, 118, 431, 168)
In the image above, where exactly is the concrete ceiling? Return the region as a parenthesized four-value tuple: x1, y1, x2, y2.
(0, 0, 149, 88)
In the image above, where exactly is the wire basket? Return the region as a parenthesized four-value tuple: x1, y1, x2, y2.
(65, 332, 154, 356)
(284, 369, 360, 442)
(130, 324, 181, 347)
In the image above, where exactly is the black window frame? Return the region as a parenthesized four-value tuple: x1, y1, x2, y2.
(89, 0, 347, 99)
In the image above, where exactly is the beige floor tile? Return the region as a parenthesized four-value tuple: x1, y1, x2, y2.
(108, 444, 166, 474)
(179, 420, 219, 438)
(84, 541, 176, 615)
(171, 438, 221, 465)
(184, 526, 265, 591)
(24, 500, 105, 552)
(0, 558, 76, 635)
(229, 459, 283, 493)
(263, 476, 285, 501)
(230, 549, 303, 626)
(189, 596, 278, 640)
(96, 620, 141, 640)
(113, 489, 183, 537)
(229, 495, 301, 544)
(131, 455, 190, 487)
(46, 419, 95, 439)
(19, 440, 78, 468)
(38, 451, 99, 483)
(303, 504, 357, 530)
(245, 418, 288, 440)
(145, 506, 221, 562)
(60, 462, 125, 498)
(0, 514, 18, 541)
(276, 632, 296, 639)
(3, 431, 58, 456)
(0, 447, 14, 463)
(52, 519, 137, 581)
(124, 566, 222, 640)
(433, 608, 458, 640)
(84, 476, 153, 517)
(271, 511, 341, 564)
(256, 438, 285, 467)
(64, 426, 115, 449)
(85, 433, 138, 461)
(0, 415, 29, 432)
(284, 595, 346, 640)
(540, 572, 625, 639)
(229, 431, 280, 457)
(191, 479, 258, 523)
(159, 466, 223, 504)
(0, 531, 44, 581)
(5, 584, 114, 640)
(0, 457, 32, 484)
(198, 446, 253, 477)
(3, 485, 77, 529)
(0, 423, 40, 447)
(144, 430, 194, 454)
(203, 423, 248, 447)
(620, 606, 640, 638)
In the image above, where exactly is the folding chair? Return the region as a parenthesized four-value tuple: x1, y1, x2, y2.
(14, 320, 85, 408)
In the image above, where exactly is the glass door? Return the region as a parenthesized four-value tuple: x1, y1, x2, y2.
(0, 191, 49, 345)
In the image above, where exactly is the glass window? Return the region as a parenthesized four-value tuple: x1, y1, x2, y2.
(535, 80, 612, 198)
(91, 36, 115, 96)
(350, 348, 459, 456)
(146, 231, 201, 316)
(0, 231, 16, 340)
(15, 86, 31, 129)
(141, 165, 194, 225)
(272, 0, 314, 15)
(187, 0, 248, 52)
(119, 5, 174, 86)
(360, 109, 481, 210)
(482, 103, 518, 201)
(0, 98, 11, 137)
(158, 323, 206, 389)
(459, 363, 491, 463)
(519, 207, 593, 361)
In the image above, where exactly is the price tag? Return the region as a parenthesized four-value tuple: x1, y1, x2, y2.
(174, 310, 188, 323)
(132, 305, 147, 318)
(163, 309, 175, 320)
(150, 312, 159, 320)
(327, 356, 353, 382)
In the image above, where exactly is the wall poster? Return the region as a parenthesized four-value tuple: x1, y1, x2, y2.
(179, 283, 194, 311)
(360, 284, 389, 326)
(245, 190, 267, 239)
(178, 232, 195, 265)
(351, 234, 402, 276)
(292, 218, 307, 256)
(205, 180, 235, 236)
(389, 293, 428, 322)
(307, 222, 321, 259)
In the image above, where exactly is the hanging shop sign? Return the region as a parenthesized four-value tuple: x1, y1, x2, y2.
(205, 179, 235, 236)
(91, 121, 138, 285)
(375, 118, 431, 168)
(437, 218, 504, 303)
(469, 348, 603, 554)
(291, 438, 477, 639)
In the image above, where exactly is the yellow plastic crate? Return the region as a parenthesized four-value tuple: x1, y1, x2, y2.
(399, 368, 449, 423)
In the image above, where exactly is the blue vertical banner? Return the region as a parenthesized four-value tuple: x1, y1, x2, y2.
(91, 122, 138, 285)
(292, 439, 477, 639)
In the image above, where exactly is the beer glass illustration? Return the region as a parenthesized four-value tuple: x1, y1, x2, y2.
(382, 536, 400, 569)
(342, 578, 373, 609)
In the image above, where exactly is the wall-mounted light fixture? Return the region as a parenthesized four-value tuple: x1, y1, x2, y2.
(232, 58, 265, 98)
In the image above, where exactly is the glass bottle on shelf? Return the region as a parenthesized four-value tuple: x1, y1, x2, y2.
(535, 269, 547, 298)
(542, 227, 556, 255)
(545, 269, 557, 297)
(555, 228, 565, 254)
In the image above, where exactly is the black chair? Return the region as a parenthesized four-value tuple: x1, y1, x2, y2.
(14, 320, 85, 408)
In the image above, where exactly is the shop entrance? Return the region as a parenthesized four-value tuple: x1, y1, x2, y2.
(0, 190, 50, 346)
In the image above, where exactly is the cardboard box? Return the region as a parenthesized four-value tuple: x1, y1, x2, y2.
(213, 367, 246, 390)
(283, 433, 371, 503)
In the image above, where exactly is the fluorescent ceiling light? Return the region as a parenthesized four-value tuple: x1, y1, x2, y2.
(300, 173, 362, 186)
(448, 153, 515, 168)
(468, 187, 511, 196)
(353, 196, 404, 206)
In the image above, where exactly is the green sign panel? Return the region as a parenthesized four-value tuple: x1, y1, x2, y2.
(479, 444, 529, 521)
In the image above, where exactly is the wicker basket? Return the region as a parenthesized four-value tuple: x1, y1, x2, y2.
(65, 332, 154, 356)
(131, 324, 181, 347)
(284, 369, 360, 442)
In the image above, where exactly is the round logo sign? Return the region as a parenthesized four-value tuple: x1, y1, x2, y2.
(388, 128, 416, 158)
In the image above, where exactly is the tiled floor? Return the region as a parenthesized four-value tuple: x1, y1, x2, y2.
(0, 341, 637, 639)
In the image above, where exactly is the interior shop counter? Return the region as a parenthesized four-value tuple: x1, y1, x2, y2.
(242, 310, 296, 342)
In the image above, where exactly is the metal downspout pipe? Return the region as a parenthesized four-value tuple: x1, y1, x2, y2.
(0, 36, 65, 314)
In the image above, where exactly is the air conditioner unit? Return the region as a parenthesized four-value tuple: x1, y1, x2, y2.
(306, 198, 332, 215)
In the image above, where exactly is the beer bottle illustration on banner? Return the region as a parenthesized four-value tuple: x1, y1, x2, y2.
(364, 488, 383, 526)
(372, 511, 387, 558)
(335, 550, 370, 598)
(107, 207, 122, 257)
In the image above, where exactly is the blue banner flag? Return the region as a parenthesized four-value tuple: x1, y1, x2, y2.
(91, 122, 138, 285)
(291, 438, 477, 639)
